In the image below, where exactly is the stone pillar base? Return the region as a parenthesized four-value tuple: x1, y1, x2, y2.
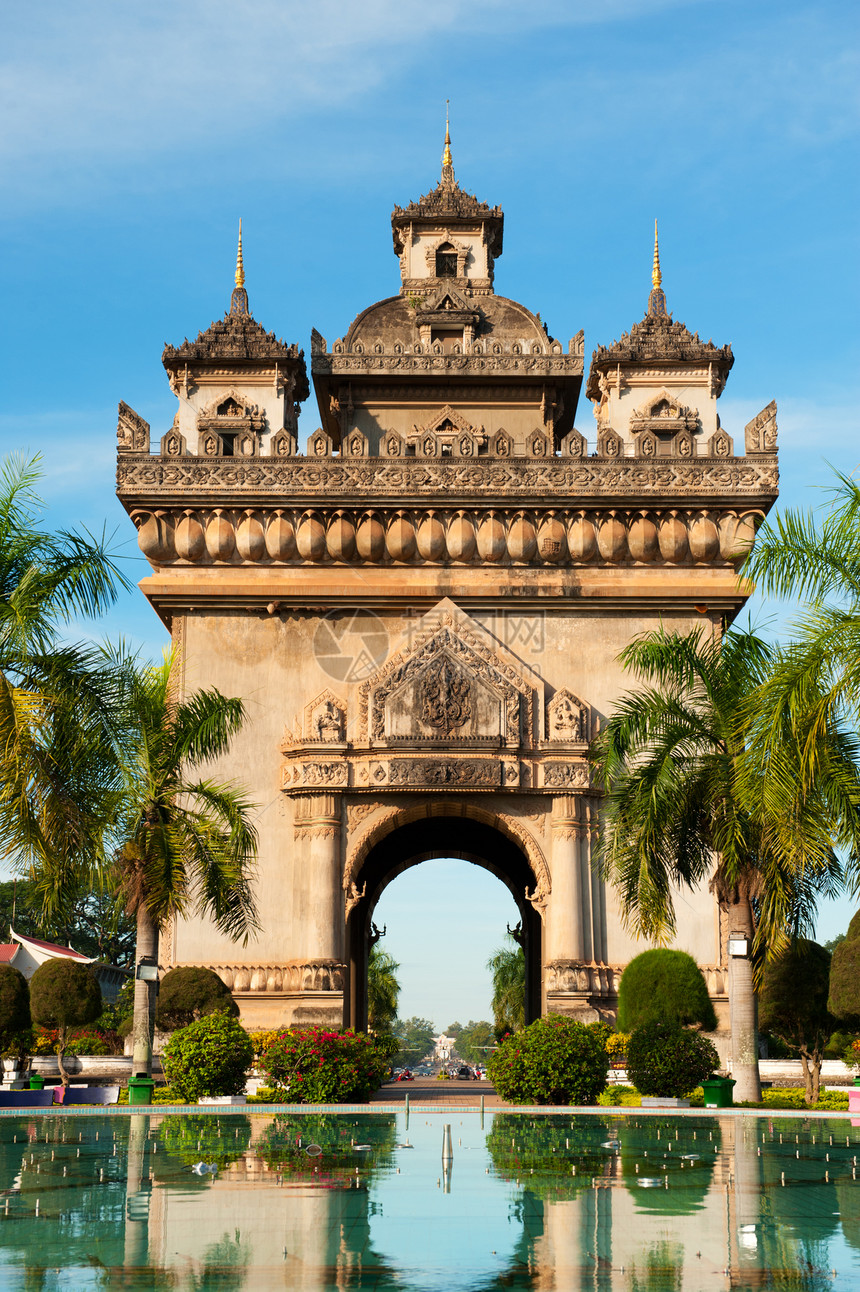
(545, 993, 602, 1023)
(235, 991, 345, 1031)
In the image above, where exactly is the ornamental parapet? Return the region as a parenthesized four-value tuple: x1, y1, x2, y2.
(126, 497, 769, 570)
(545, 961, 728, 998)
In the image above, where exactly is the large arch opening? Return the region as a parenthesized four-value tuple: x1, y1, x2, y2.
(345, 813, 544, 1032)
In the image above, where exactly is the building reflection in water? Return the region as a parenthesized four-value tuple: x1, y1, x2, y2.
(0, 1112, 857, 1288)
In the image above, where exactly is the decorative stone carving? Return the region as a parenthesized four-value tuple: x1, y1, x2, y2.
(420, 657, 473, 735)
(361, 600, 540, 748)
(117, 455, 778, 502)
(270, 430, 297, 457)
(546, 689, 588, 742)
(117, 402, 150, 452)
(597, 428, 623, 458)
(543, 762, 590, 788)
(561, 429, 586, 457)
(673, 430, 694, 458)
(380, 429, 406, 457)
(210, 960, 345, 994)
(307, 429, 333, 457)
(633, 430, 658, 459)
(342, 428, 369, 457)
(527, 429, 550, 457)
(490, 428, 513, 457)
(629, 389, 698, 435)
(708, 429, 733, 458)
(160, 428, 187, 457)
(744, 400, 777, 454)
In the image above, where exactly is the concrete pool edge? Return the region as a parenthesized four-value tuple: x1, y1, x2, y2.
(0, 1102, 855, 1118)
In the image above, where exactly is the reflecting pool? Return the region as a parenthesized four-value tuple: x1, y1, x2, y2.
(0, 1111, 859, 1288)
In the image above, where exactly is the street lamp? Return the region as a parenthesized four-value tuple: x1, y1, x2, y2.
(728, 932, 750, 957)
(135, 956, 158, 983)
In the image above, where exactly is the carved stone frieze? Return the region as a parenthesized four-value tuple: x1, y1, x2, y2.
(543, 762, 591, 789)
(117, 454, 778, 506)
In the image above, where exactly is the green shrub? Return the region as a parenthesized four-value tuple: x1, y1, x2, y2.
(162, 1011, 254, 1102)
(155, 967, 238, 1031)
(260, 1027, 390, 1103)
(29, 959, 102, 1084)
(0, 966, 30, 1054)
(626, 1020, 719, 1098)
(617, 950, 717, 1032)
(487, 1015, 609, 1105)
(829, 910, 860, 1024)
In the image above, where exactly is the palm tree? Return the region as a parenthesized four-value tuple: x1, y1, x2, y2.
(487, 935, 525, 1036)
(590, 624, 852, 1103)
(36, 649, 259, 1078)
(367, 945, 400, 1033)
(0, 454, 127, 875)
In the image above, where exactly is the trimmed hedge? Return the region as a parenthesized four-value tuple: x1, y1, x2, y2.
(156, 967, 238, 1031)
(617, 949, 717, 1032)
(829, 910, 860, 1023)
(487, 1016, 609, 1105)
(625, 1019, 719, 1098)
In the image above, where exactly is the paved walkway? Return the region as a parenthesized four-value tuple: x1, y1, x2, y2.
(369, 1076, 507, 1107)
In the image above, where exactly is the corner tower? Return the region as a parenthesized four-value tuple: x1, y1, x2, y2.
(116, 163, 778, 1035)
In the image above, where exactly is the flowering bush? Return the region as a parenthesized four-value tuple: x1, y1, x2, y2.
(31, 1027, 123, 1057)
(606, 1032, 630, 1066)
(163, 1011, 254, 1102)
(487, 1015, 609, 1105)
(625, 1020, 719, 1098)
(250, 1030, 281, 1065)
(260, 1027, 390, 1103)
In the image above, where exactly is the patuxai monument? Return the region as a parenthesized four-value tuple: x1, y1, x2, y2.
(116, 126, 778, 1035)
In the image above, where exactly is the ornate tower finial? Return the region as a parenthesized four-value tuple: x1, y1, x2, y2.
(652, 220, 661, 290)
(441, 100, 454, 185)
(647, 219, 668, 318)
(230, 219, 249, 317)
(235, 218, 245, 289)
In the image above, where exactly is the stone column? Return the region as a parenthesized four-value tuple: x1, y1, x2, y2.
(294, 793, 343, 963)
(547, 795, 586, 964)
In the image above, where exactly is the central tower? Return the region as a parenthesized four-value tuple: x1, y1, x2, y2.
(116, 131, 778, 1034)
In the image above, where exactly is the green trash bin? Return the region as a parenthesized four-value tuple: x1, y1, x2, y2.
(28, 1073, 45, 1091)
(128, 1076, 155, 1106)
(701, 1076, 736, 1108)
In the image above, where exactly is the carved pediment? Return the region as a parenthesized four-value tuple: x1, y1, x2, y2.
(359, 599, 542, 749)
(416, 404, 475, 437)
(629, 389, 698, 435)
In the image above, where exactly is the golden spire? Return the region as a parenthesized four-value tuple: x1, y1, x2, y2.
(235, 218, 245, 289)
(652, 219, 662, 290)
(442, 100, 453, 174)
(647, 219, 668, 318)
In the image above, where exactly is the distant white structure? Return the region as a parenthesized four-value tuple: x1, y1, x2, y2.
(433, 1034, 455, 1062)
(0, 929, 128, 1003)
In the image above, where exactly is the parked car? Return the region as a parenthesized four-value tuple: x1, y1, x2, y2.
(455, 1065, 474, 1080)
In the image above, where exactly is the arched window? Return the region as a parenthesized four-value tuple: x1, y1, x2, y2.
(435, 243, 458, 278)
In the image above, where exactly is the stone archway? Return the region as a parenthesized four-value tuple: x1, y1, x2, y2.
(344, 810, 544, 1032)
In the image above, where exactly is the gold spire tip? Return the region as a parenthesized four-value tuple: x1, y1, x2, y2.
(442, 99, 452, 171)
(652, 219, 662, 290)
(235, 218, 245, 289)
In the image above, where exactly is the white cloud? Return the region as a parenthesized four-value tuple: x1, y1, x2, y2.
(2, 0, 717, 203)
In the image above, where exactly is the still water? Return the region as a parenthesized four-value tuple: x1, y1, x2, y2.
(0, 1110, 858, 1289)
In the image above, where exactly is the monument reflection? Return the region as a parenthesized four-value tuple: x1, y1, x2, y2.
(0, 1112, 858, 1289)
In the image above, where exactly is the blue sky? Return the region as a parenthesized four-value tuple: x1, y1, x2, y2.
(1, 0, 857, 1025)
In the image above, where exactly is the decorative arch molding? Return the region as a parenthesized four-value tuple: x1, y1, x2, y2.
(423, 230, 471, 278)
(197, 388, 264, 423)
(342, 798, 551, 907)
